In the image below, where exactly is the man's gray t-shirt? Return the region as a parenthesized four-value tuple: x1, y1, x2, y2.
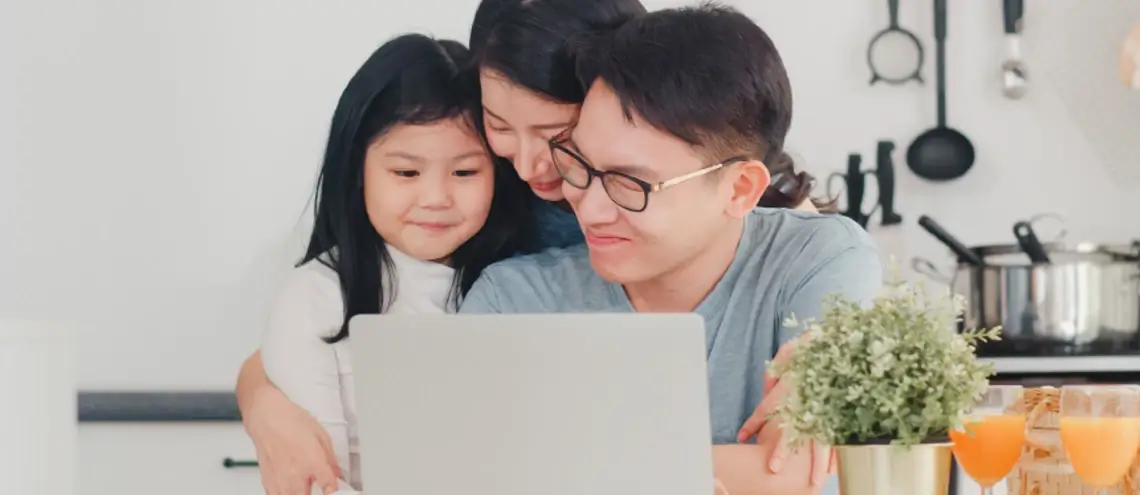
(459, 208, 883, 444)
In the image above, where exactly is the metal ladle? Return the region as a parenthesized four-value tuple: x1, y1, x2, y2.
(1001, 0, 1028, 99)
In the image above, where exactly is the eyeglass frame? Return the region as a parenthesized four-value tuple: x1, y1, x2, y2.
(548, 129, 748, 213)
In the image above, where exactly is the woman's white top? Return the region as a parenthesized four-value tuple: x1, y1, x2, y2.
(261, 246, 455, 494)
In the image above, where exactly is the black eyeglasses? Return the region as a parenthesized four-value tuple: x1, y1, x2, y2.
(549, 130, 747, 212)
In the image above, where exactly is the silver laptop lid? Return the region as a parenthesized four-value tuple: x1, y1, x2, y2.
(349, 313, 713, 495)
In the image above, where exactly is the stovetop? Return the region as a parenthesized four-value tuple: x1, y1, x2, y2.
(971, 336, 1140, 375)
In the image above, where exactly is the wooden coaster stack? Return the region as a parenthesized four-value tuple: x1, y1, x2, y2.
(1003, 387, 1139, 495)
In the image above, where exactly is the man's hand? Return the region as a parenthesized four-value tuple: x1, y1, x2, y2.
(735, 336, 834, 487)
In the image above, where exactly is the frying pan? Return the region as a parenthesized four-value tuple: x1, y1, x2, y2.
(907, 0, 976, 181)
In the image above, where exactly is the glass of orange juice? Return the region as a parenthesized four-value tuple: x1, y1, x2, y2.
(1059, 385, 1140, 494)
(949, 385, 1026, 494)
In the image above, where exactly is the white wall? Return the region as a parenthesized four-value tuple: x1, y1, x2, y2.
(3, 0, 1139, 389)
(760, 0, 1140, 277)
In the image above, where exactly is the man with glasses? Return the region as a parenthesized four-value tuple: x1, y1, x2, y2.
(461, 4, 882, 494)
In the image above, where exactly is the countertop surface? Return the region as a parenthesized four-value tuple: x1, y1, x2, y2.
(76, 355, 1140, 423)
(983, 355, 1140, 374)
(78, 391, 240, 422)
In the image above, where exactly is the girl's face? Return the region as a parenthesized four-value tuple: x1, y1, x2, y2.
(480, 68, 580, 202)
(363, 117, 495, 263)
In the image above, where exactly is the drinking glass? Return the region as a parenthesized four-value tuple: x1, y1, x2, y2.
(949, 385, 1027, 495)
(1059, 385, 1140, 494)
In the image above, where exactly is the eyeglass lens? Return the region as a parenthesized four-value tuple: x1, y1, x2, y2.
(551, 146, 647, 211)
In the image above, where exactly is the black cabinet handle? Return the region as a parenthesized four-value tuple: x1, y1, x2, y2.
(222, 457, 259, 468)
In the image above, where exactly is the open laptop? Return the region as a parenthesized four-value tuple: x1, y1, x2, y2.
(349, 313, 714, 495)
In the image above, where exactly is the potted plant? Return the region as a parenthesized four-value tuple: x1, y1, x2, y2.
(770, 275, 1001, 495)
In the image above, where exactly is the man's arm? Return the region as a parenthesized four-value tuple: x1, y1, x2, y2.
(731, 242, 882, 494)
(714, 419, 817, 495)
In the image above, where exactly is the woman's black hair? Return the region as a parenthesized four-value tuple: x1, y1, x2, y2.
(303, 33, 536, 343)
(469, 0, 647, 104)
(472, 0, 826, 210)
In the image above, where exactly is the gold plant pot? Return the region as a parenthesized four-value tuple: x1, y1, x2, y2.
(835, 442, 953, 495)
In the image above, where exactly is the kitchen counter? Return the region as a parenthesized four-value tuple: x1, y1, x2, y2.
(982, 355, 1140, 374)
(74, 355, 1140, 422)
(78, 392, 240, 422)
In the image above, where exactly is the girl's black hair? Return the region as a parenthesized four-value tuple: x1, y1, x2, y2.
(303, 33, 536, 343)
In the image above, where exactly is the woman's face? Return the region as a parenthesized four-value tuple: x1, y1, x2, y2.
(480, 68, 579, 202)
(363, 117, 495, 263)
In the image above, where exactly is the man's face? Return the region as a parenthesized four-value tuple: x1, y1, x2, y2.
(563, 81, 738, 284)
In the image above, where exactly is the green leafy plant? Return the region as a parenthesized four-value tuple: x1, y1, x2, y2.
(770, 274, 1001, 449)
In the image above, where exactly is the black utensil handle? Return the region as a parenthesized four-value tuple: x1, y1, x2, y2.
(222, 457, 259, 469)
(875, 140, 902, 226)
(888, 0, 900, 28)
(934, 0, 948, 127)
(1013, 221, 1050, 264)
(1003, 0, 1023, 34)
(917, 215, 984, 266)
(843, 154, 867, 227)
(933, 0, 947, 41)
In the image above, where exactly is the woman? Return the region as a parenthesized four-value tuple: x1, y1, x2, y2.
(239, 1, 831, 494)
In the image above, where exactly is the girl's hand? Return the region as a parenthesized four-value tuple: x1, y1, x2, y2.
(735, 336, 835, 487)
(243, 385, 340, 495)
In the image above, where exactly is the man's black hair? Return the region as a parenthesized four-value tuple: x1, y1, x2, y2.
(576, 3, 827, 209)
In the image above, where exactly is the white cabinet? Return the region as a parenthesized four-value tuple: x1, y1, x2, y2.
(78, 423, 263, 495)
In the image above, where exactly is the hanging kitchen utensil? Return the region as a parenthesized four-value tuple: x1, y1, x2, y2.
(829, 145, 905, 228)
(1000, 0, 1029, 99)
(867, 0, 925, 85)
(829, 154, 869, 228)
(906, 0, 976, 181)
(1013, 220, 1051, 264)
(874, 140, 903, 225)
(917, 215, 985, 266)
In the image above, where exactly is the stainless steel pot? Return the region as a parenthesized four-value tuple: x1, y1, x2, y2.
(914, 242, 1140, 345)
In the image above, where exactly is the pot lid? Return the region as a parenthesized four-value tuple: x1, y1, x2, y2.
(965, 241, 1140, 260)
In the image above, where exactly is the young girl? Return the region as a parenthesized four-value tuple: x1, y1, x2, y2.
(258, 33, 534, 494)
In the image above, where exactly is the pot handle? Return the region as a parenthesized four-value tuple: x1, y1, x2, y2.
(1026, 212, 1067, 243)
(911, 257, 953, 284)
